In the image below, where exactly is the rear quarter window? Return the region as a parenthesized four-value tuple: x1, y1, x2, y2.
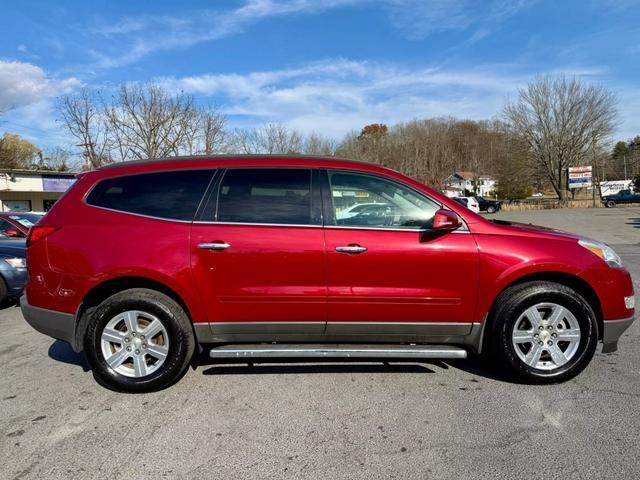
(86, 170, 213, 221)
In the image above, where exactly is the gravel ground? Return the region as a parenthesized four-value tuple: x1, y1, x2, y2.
(1, 207, 638, 480)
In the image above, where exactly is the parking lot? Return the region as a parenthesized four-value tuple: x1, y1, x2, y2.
(1, 207, 638, 480)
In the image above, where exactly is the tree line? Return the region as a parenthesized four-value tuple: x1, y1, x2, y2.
(1, 74, 636, 200)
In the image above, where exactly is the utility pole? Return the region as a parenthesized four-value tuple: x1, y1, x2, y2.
(591, 135, 597, 208)
(623, 153, 628, 181)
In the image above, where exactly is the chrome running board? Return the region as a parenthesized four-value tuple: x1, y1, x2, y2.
(209, 344, 467, 359)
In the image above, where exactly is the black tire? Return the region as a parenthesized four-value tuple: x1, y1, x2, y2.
(487, 205, 496, 214)
(606, 200, 616, 208)
(84, 288, 195, 393)
(490, 281, 598, 383)
(0, 276, 7, 305)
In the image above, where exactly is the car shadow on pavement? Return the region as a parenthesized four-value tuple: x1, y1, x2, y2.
(443, 355, 516, 383)
(48, 340, 90, 372)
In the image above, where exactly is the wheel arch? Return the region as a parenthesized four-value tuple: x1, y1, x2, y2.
(72, 276, 193, 352)
(480, 271, 603, 354)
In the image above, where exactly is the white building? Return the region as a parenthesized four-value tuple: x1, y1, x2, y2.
(443, 171, 496, 197)
(0, 169, 77, 212)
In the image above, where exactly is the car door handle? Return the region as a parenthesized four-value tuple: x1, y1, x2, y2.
(335, 245, 367, 254)
(198, 242, 231, 250)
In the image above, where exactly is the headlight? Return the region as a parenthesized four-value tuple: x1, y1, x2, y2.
(3, 258, 26, 269)
(578, 240, 623, 268)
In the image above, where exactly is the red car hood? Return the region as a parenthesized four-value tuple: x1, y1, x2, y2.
(490, 219, 587, 242)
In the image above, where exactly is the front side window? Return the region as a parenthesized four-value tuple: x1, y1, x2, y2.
(216, 169, 315, 225)
(329, 171, 439, 229)
(86, 170, 213, 221)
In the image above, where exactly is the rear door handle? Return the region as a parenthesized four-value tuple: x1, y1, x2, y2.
(335, 245, 367, 254)
(198, 242, 231, 250)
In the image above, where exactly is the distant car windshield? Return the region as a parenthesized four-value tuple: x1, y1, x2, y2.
(8, 213, 43, 229)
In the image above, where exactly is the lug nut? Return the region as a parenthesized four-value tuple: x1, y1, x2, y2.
(124, 337, 130, 343)
(142, 344, 147, 349)
(131, 332, 136, 337)
(547, 325, 553, 330)
(126, 346, 131, 352)
(538, 341, 544, 346)
(135, 349, 140, 355)
(140, 335, 145, 340)
(534, 333, 539, 338)
(547, 341, 553, 346)
(552, 333, 557, 338)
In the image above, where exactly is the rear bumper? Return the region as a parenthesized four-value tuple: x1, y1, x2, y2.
(20, 294, 75, 345)
(602, 315, 635, 353)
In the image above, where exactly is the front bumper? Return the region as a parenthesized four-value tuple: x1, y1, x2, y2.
(602, 315, 635, 353)
(3, 268, 27, 298)
(20, 294, 76, 345)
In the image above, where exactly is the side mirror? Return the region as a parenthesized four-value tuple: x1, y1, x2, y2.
(4, 228, 22, 237)
(432, 209, 461, 231)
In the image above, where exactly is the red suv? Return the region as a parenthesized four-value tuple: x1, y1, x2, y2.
(21, 156, 635, 392)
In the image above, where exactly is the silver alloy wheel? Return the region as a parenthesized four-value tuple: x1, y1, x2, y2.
(512, 302, 581, 371)
(100, 310, 170, 378)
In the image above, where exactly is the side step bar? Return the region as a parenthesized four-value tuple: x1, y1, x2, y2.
(209, 344, 467, 360)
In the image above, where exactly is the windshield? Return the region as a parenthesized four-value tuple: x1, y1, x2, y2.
(8, 213, 43, 229)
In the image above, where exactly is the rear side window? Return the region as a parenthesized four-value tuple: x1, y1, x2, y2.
(216, 169, 315, 225)
(86, 170, 213, 221)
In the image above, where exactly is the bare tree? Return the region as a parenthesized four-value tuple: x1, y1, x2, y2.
(504, 75, 618, 201)
(39, 147, 73, 171)
(103, 84, 200, 160)
(200, 108, 226, 154)
(229, 123, 304, 154)
(303, 133, 336, 156)
(58, 88, 111, 168)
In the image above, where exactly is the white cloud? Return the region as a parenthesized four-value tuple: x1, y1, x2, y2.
(88, 0, 534, 69)
(157, 59, 533, 138)
(90, 0, 363, 68)
(387, 0, 536, 41)
(0, 60, 80, 112)
(17, 44, 28, 53)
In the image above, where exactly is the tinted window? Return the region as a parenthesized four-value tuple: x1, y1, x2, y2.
(87, 170, 213, 221)
(217, 169, 314, 225)
(330, 171, 439, 229)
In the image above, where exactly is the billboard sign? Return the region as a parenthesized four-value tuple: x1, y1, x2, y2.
(42, 175, 76, 192)
(568, 166, 592, 189)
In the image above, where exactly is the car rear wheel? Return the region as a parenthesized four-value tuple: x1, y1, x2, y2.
(84, 288, 195, 393)
(491, 281, 598, 383)
(487, 205, 496, 214)
(0, 276, 7, 305)
(605, 200, 616, 208)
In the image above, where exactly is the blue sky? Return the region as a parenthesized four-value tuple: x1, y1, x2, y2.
(1, 0, 639, 151)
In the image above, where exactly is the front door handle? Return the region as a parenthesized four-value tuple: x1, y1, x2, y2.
(335, 245, 367, 254)
(198, 242, 231, 250)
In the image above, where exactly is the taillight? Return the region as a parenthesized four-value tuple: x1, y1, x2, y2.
(27, 225, 60, 247)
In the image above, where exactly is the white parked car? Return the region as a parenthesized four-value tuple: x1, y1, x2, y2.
(452, 196, 480, 213)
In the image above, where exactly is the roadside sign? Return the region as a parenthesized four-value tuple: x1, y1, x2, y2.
(568, 166, 592, 189)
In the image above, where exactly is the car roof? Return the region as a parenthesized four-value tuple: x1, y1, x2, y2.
(96, 154, 379, 172)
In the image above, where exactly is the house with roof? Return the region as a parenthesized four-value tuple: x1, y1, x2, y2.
(443, 171, 496, 198)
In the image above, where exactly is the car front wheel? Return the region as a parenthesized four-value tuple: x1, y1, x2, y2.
(487, 205, 496, 214)
(491, 281, 598, 383)
(84, 288, 195, 393)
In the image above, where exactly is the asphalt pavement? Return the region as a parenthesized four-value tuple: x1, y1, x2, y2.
(1, 207, 638, 480)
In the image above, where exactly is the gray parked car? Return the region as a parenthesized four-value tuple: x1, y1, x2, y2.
(0, 237, 26, 304)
